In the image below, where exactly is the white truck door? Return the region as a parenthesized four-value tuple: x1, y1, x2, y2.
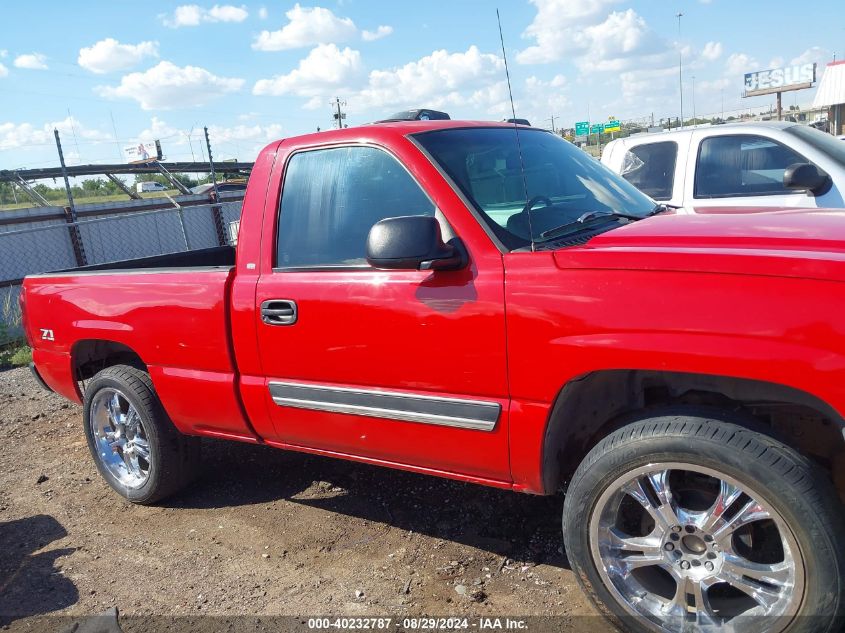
(685, 130, 818, 210)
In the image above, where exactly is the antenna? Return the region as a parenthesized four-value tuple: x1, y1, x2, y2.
(496, 9, 534, 250)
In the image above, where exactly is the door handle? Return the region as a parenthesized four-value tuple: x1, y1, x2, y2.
(260, 299, 298, 326)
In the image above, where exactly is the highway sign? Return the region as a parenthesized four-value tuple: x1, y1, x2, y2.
(604, 120, 621, 133)
(575, 121, 590, 136)
(590, 124, 604, 134)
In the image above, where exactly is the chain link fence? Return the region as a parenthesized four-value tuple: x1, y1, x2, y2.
(0, 197, 243, 343)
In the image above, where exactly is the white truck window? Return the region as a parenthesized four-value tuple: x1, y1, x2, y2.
(619, 142, 677, 201)
(695, 135, 807, 198)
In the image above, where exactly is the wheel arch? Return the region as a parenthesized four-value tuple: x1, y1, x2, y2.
(542, 369, 845, 498)
(72, 339, 147, 397)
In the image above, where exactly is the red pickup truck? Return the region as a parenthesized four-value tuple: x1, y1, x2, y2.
(21, 120, 845, 633)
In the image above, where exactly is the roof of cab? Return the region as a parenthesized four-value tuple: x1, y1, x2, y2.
(283, 119, 536, 145)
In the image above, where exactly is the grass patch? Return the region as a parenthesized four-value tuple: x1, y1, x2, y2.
(0, 343, 31, 369)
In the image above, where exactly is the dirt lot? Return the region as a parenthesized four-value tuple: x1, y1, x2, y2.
(0, 367, 602, 630)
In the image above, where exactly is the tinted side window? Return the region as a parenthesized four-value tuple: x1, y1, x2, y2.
(694, 135, 807, 198)
(276, 146, 435, 268)
(619, 141, 678, 201)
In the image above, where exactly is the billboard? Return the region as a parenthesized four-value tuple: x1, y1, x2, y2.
(743, 63, 816, 97)
(124, 140, 162, 163)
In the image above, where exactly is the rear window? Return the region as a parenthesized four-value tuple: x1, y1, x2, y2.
(619, 141, 678, 201)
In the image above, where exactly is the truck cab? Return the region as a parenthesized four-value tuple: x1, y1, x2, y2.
(601, 122, 845, 211)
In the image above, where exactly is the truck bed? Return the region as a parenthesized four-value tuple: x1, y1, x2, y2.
(49, 245, 235, 274)
(21, 250, 252, 439)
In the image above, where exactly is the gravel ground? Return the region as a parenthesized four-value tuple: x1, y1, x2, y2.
(0, 367, 604, 631)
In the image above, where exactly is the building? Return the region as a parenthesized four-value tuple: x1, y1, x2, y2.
(813, 60, 845, 135)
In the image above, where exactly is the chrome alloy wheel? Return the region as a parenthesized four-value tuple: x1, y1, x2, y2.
(589, 463, 804, 632)
(89, 388, 151, 488)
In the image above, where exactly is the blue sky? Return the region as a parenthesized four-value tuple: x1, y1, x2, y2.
(0, 0, 841, 170)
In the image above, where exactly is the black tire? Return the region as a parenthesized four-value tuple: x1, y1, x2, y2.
(83, 364, 201, 504)
(562, 407, 845, 633)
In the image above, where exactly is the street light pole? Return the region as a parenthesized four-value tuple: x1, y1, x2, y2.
(692, 75, 696, 126)
(676, 12, 684, 129)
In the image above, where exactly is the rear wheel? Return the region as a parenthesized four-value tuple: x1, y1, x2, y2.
(83, 364, 200, 504)
(562, 409, 845, 633)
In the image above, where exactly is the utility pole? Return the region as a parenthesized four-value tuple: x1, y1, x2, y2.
(55, 128, 87, 267)
(54, 129, 77, 218)
(546, 115, 557, 133)
(676, 12, 684, 129)
(109, 111, 123, 161)
(332, 97, 347, 129)
(186, 126, 197, 162)
(204, 126, 219, 198)
(691, 75, 696, 126)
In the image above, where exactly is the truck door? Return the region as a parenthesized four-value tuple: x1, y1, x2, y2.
(253, 143, 511, 483)
(686, 131, 821, 210)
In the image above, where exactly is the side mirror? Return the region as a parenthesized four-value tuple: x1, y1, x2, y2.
(784, 162, 832, 196)
(366, 216, 466, 271)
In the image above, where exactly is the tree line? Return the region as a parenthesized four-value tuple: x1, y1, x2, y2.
(0, 173, 213, 206)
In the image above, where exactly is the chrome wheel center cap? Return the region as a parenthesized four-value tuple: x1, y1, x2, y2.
(682, 534, 707, 554)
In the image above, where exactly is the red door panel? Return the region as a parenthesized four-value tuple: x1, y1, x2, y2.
(255, 264, 510, 480)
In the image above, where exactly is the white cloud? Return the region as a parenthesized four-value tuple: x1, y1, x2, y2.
(522, 74, 570, 121)
(354, 46, 505, 112)
(253, 4, 356, 51)
(207, 122, 284, 144)
(0, 63, 7, 78)
(362, 25, 393, 42)
(577, 9, 663, 72)
(0, 50, 7, 58)
(619, 66, 678, 101)
(516, 0, 621, 64)
(97, 61, 244, 110)
(253, 44, 362, 96)
(790, 46, 829, 69)
(701, 41, 723, 62)
(78, 38, 159, 74)
(698, 77, 731, 92)
(134, 116, 283, 161)
(161, 4, 248, 28)
(517, 0, 667, 78)
(258, 6, 268, 19)
(14, 53, 48, 70)
(207, 4, 247, 21)
(725, 52, 759, 76)
(0, 116, 109, 151)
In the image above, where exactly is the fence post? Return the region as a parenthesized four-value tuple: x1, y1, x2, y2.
(210, 204, 227, 246)
(63, 206, 88, 267)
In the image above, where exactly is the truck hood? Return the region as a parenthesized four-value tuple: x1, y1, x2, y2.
(553, 208, 845, 282)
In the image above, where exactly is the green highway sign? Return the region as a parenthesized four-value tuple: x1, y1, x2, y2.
(575, 121, 590, 135)
(590, 124, 604, 134)
(604, 120, 621, 133)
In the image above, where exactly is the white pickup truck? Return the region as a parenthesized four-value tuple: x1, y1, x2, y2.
(601, 122, 845, 211)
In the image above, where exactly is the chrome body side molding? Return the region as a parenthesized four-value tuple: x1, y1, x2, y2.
(269, 381, 501, 431)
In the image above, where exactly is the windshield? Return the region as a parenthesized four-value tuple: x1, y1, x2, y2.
(414, 127, 657, 249)
(785, 124, 845, 168)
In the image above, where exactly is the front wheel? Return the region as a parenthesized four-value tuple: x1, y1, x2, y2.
(562, 410, 845, 633)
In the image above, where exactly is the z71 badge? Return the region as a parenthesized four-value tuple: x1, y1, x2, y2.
(40, 328, 54, 341)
